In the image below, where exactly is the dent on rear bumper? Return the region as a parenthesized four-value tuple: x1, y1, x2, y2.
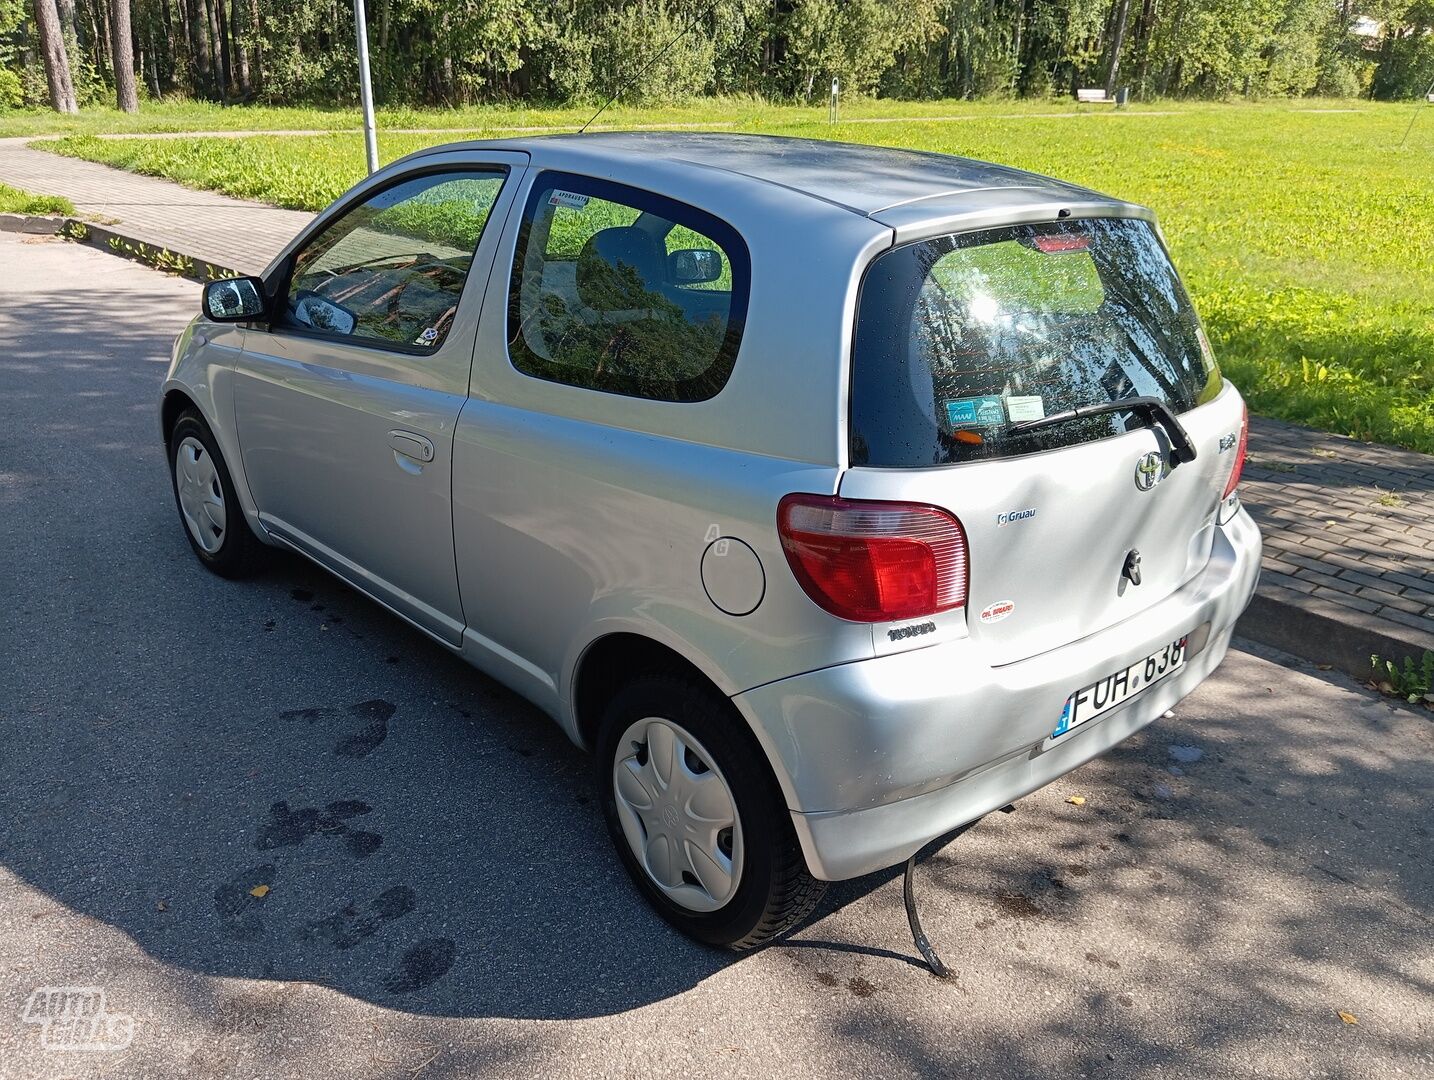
(731, 508, 1261, 881)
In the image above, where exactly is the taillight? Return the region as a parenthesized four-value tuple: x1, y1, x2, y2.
(777, 494, 968, 623)
(1222, 404, 1249, 500)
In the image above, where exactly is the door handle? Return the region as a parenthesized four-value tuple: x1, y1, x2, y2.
(388, 430, 435, 463)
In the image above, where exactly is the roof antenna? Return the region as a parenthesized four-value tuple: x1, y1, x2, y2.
(578, 6, 710, 134)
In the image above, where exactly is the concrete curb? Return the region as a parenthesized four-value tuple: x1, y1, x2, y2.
(0, 211, 64, 234)
(1237, 586, 1434, 683)
(1, 213, 238, 283)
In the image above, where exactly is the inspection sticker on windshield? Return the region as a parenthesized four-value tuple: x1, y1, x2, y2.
(1006, 395, 1046, 422)
(548, 189, 590, 211)
(946, 396, 1006, 429)
(1052, 634, 1189, 739)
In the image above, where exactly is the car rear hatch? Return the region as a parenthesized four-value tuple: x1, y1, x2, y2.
(842, 215, 1245, 666)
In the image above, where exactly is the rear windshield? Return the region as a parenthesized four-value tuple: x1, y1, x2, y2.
(850, 218, 1221, 467)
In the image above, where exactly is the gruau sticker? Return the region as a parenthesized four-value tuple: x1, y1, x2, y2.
(548, 189, 590, 211)
(1006, 395, 1046, 422)
(979, 600, 1015, 624)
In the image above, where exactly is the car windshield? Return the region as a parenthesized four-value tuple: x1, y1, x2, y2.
(850, 217, 1222, 467)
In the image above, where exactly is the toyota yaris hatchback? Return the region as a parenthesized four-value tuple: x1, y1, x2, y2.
(164, 133, 1260, 949)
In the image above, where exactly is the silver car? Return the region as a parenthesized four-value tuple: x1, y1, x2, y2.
(164, 133, 1261, 951)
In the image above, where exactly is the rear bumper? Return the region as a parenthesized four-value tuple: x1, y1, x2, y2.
(731, 507, 1261, 881)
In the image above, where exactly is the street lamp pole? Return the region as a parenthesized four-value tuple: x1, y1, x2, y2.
(354, 0, 379, 174)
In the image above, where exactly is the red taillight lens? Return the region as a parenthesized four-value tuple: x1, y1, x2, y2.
(777, 494, 968, 623)
(1222, 404, 1249, 500)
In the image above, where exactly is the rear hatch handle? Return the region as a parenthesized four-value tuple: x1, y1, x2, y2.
(1007, 395, 1198, 468)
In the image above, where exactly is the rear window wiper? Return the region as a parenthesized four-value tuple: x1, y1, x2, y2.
(1006, 395, 1198, 467)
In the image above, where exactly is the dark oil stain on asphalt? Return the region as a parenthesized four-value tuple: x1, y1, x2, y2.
(994, 892, 1042, 918)
(384, 937, 457, 994)
(335, 699, 395, 759)
(213, 863, 276, 939)
(278, 699, 395, 758)
(815, 971, 839, 988)
(257, 799, 380, 858)
(847, 976, 876, 998)
(304, 886, 417, 950)
(290, 588, 314, 602)
(1067, 864, 1091, 877)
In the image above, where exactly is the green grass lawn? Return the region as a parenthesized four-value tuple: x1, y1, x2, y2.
(31, 99, 1434, 452)
(0, 181, 74, 215)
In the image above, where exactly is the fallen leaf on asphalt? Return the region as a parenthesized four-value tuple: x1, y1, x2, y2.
(249, 884, 270, 898)
(1337, 1011, 1358, 1025)
(1316, 664, 1333, 671)
(156, 899, 168, 911)
(1066, 796, 1086, 806)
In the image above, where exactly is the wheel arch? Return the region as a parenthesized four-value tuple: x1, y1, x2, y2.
(160, 387, 201, 445)
(572, 632, 730, 752)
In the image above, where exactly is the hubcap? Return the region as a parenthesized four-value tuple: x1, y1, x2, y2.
(174, 436, 226, 554)
(612, 716, 744, 913)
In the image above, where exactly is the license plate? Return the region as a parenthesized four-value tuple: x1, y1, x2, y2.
(1052, 635, 1189, 739)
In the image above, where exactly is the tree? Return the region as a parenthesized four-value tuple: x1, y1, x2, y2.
(1104, 0, 1131, 93)
(32, 0, 78, 111)
(110, 0, 137, 110)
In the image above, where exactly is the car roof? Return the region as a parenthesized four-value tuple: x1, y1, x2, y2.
(403, 131, 1139, 223)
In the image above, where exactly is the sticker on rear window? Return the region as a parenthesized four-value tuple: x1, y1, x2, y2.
(946, 396, 1005, 429)
(548, 189, 590, 211)
(1006, 395, 1045, 422)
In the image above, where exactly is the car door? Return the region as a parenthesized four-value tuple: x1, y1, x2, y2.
(233, 154, 527, 644)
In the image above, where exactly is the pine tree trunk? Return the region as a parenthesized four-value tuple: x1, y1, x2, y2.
(230, 0, 249, 97)
(184, 0, 211, 97)
(1104, 0, 1131, 95)
(214, 0, 232, 99)
(111, 0, 140, 111)
(32, 0, 79, 112)
(200, 0, 224, 101)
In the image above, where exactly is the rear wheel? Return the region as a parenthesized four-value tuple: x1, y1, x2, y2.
(168, 410, 266, 578)
(595, 674, 825, 949)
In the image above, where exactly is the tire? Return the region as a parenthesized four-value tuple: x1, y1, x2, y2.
(167, 409, 267, 579)
(595, 673, 825, 949)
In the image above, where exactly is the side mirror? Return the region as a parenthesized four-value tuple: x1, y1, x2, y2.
(291, 291, 357, 336)
(202, 276, 267, 322)
(668, 248, 723, 286)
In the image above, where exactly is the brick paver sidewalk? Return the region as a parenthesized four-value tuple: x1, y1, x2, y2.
(1240, 419, 1433, 674)
(0, 137, 311, 275)
(3, 139, 1430, 678)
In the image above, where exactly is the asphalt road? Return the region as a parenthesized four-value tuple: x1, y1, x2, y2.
(1, 233, 1430, 1080)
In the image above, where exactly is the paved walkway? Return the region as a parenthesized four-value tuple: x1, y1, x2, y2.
(1239, 419, 1434, 673)
(1, 139, 1429, 677)
(0, 136, 311, 274)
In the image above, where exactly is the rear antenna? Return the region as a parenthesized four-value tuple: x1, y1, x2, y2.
(578, 6, 710, 134)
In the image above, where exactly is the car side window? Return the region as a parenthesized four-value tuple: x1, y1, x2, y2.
(507, 172, 750, 402)
(283, 170, 507, 352)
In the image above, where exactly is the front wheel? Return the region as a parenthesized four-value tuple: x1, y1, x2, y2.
(168, 409, 266, 578)
(595, 674, 825, 949)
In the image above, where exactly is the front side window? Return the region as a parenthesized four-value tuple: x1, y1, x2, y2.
(850, 217, 1222, 467)
(283, 170, 506, 352)
(507, 172, 750, 402)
